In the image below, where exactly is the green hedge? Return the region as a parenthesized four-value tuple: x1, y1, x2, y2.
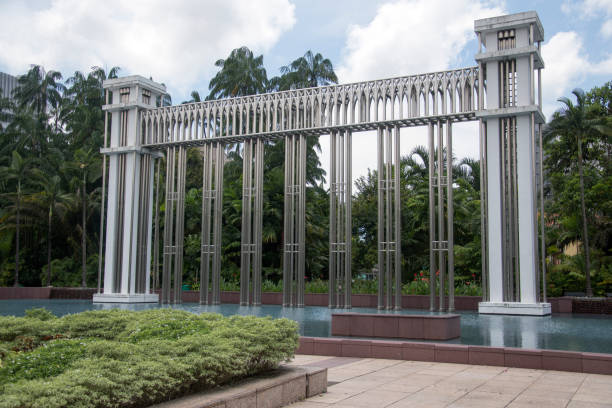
(0, 308, 299, 408)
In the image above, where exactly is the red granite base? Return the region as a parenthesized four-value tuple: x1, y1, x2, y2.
(331, 312, 460, 340)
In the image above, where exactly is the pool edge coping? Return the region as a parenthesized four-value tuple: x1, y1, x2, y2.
(297, 336, 612, 375)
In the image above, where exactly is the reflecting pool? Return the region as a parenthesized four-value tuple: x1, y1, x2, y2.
(1, 299, 610, 354)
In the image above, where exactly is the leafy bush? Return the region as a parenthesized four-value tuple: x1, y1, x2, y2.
(306, 279, 328, 293)
(24, 308, 57, 321)
(262, 279, 283, 292)
(0, 308, 298, 408)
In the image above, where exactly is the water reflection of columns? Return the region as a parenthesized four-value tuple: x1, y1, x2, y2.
(519, 317, 539, 349)
(329, 130, 352, 309)
(377, 125, 401, 310)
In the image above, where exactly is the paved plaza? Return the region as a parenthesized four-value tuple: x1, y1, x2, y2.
(286, 354, 612, 408)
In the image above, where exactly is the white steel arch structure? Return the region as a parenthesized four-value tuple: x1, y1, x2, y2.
(94, 11, 550, 315)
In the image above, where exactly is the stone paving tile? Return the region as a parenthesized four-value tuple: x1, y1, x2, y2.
(573, 391, 612, 404)
(567, 401, 612, 408)
(475, 380, 532, 396)
(377, 378, 430, 393)
(331, 389, 409, 407)
(510, 393, 571, 408)
(326, 368, 373, 382)
(289, 355, 612, 408)
(583, 374, 612, 385)
(286, 355, 331, 366)
(303, 386, 360, 404)
(447, 390, 516, 408)
(287, 401, 330, 407)
(385, 389, 463, 407)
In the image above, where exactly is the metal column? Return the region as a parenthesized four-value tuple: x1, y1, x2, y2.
(329, 131, 337, 308)
(446, 119, 454, 312)
(377, 126, 401, 310)
(199, 141, 224, 305)
(240, 138, 264, 306)
(329, 130, 352, 309)
(437, 120, 446, 311)
(429, 120, 455, 312)
(428, 123, 436, 311)
(161, 145, 186, 304)
(283, 134, 306, 307)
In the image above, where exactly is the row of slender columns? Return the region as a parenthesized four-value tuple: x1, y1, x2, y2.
(428, 120, 455, 312)
(200, 142, 224, 305)
(328, 130, 352, 308)
(156, 126, 468, 311)
(377, 126, 401, 310)
(283, 134, 306, 307)
(161, 145, 187, 304)
(240, 139, 264, 306)
(500, 116, 520, 301)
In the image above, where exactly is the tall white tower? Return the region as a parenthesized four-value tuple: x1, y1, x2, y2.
(93, 76, 166, 303)
(475, 12, 550, 315)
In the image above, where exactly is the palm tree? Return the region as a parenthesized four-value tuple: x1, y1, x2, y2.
(66, 148, 101, 287)
(208, 47, 268, 99)
(13, 65, 64, 118)
(0, 151, 32, 286)
(182, 90, 202, 104)
(278, 51, 338, 90)
(545, 89, 609, 296)
(32, 170, 72, 286)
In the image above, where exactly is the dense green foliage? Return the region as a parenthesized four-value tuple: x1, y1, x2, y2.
(0, 308, 298, 408)
(544, 83, 612, 297)
(0, 48, 609, 297)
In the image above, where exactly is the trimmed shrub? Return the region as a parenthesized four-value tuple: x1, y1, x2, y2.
(0, 308, 299, 408)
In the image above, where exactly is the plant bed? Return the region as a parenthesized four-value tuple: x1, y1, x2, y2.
(0, 308, 299, 408)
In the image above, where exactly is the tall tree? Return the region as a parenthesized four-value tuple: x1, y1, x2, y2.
(0, 151, 32, 286)
(208, 47, 268, 99)
(545, 89, 610, 296)
(182, 90, 202, 104)
(13, 65, 64, 120)
(277, 51, 338, 90)
(65, 148, 101, 287)
(32, 171, 72, 286)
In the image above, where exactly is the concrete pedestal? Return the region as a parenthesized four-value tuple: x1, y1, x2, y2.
(93, 293, 159, 303)
(479, 301, 551, 316)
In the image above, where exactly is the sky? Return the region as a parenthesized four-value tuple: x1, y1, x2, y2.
(0, 0, 611, 185)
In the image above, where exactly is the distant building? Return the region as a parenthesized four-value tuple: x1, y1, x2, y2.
(0, 71, 17, 100)
(0, 71, 17, 129)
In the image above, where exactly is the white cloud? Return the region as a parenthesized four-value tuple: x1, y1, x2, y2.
(0, 0, 296, 99)
(562, 0, 612, 37)
(331, 0, 502, 184)
(336, 0, 504, 83)
(562, 0, 612, 17)
(601, 19, 612, 37)
(541, 31, 612, 117)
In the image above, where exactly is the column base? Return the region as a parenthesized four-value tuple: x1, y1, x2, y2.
(93, 293, 159, 303)
(479, 301, 551, 316)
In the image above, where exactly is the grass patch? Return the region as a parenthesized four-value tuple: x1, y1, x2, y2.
(0, 308, 298, 408)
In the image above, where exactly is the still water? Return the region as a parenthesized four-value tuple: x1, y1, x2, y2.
(1, 299, 610, 354)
